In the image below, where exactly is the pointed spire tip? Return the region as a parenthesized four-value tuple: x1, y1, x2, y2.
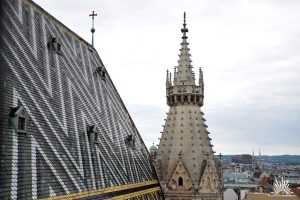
(181, 11, 188, 34)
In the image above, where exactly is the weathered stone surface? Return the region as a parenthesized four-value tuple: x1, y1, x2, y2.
(155, 13, 223, 200)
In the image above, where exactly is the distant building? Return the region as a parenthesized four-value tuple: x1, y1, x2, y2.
(245, 177, 299, 200)
(235, 164, 243, 173)
(149, 142, 158, 166)
(252, 150, 262, 171)
(150, 142, 158, 157)
(245, 193, 299, 200)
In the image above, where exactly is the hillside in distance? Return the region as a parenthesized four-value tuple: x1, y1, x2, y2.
(222, 155, 300, 165)
(260, 155, 300, 165)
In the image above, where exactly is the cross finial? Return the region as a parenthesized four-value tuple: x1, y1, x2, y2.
(89, 11, 97, 19)
(89, 11, 97, 47)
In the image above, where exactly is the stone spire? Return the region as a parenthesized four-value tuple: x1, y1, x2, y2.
(156, 13, 223, 200)
(166, 13, 204, 107)
(173, 12, 195, 86)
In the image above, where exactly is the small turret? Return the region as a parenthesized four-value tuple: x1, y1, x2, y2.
(166, 69, 170, 87)
(199, 67, 204, 94)
(199, 68, 203, 86)
(173, 67, 177, 84)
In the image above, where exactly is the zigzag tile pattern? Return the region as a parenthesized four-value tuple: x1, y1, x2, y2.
(0, 0, 163, 199)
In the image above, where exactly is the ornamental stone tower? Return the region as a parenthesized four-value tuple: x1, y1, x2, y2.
(155, 13, 223, 200)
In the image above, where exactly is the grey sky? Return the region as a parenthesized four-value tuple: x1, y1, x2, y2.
(33, 0, 300, 155)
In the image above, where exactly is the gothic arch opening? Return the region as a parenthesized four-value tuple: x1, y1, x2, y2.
(178, 177, 183, 186)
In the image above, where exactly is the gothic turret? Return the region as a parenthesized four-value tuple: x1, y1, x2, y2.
(156, 13, 223, 200)
(166, 13, 204, 107)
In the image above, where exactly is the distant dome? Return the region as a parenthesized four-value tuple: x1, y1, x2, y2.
(150, 145, 157, 150)
(149, 143, 158, 155)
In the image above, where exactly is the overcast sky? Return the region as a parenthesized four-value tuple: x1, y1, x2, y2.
(33, 0, 300, 155)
